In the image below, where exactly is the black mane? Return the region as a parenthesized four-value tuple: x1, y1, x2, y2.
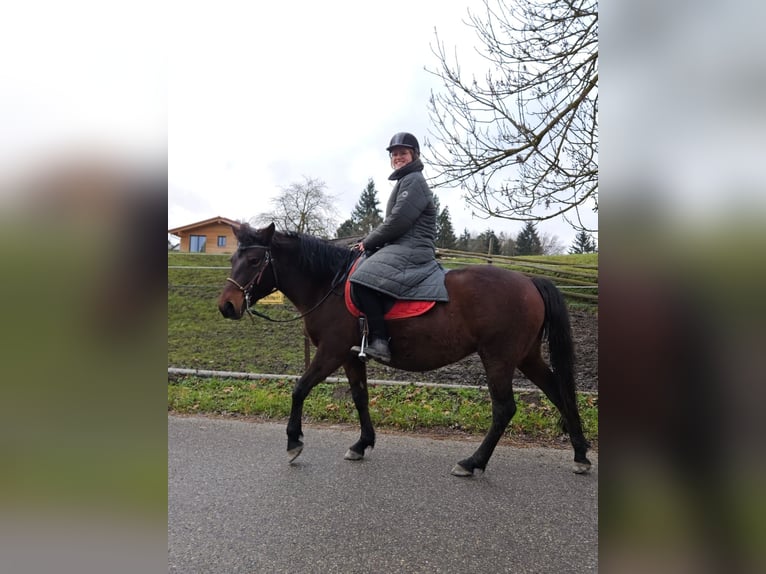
(276, 231, 357, 282)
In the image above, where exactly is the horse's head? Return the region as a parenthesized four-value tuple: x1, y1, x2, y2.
(218, 222, 278, 319)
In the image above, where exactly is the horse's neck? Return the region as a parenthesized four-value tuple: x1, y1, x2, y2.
(272, 253, 329, 312)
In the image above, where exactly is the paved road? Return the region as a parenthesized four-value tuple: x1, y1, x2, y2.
(169, 415, 598, 573)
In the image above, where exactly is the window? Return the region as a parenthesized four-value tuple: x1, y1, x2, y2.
(189, 235, 206, 253)
(217, 236, 227, 248)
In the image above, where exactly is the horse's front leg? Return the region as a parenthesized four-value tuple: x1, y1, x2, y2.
(286, 353, 339, 462)
(342, 358, 375, 461)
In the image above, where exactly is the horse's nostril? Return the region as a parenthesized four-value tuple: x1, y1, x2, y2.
(220, 301, 237, 319)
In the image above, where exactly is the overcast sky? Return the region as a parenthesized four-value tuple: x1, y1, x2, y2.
(167, 0, 596, 247)
(0, 1, 596, 248)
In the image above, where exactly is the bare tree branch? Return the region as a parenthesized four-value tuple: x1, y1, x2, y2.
(425, 0, 598, 232)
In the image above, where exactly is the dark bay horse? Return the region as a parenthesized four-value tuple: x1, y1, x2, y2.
(218, 222, 591, 476)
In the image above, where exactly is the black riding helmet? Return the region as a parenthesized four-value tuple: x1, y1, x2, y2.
(386, 132, 420, 155)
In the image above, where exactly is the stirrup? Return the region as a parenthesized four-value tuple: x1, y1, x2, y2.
(351, 317, 369, 362)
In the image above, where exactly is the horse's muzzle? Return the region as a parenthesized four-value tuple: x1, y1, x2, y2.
(219, 300, 241, 320)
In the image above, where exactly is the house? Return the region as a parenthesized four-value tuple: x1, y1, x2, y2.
(168, 216, 241, 254)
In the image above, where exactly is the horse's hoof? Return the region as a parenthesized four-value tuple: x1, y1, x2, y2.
(344, 449, 364, 461)
(450, 463, 473, 477)
(573, 462, 591, 474)
(287, 446, 303, 463)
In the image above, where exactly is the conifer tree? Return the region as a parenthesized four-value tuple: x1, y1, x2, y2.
(456, 228, 471, 251)
(515, 222, 543, 255)
(435, 205, 457, 249)
(335, 219, 355, 238)
(336, 178, 383, 238)
(569, 230, 597, 254)
(351, 178, 383, 234)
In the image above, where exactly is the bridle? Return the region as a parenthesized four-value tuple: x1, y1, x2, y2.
(226, 243, 356, 323)
(226, 245, 276, 294)
(225, 244, 282, 322)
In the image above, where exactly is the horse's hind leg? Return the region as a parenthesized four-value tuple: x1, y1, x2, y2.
(342, 359, 375, 461)
(452, 353, 517, 477)
(519, 350, 591, 473)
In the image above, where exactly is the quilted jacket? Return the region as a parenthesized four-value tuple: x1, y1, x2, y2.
(349, 158, 449, 301)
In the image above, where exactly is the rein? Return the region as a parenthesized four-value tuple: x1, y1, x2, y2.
(227, 245, 359, 324)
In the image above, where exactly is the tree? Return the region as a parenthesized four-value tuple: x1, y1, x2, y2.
(335, 219, 356, 239)
(435, 205, 457, 249)
(569, 230, 597, 254)
(498, 231, 516, 256)
(350, 178, 383, 234)
(515, 222, 543, 255)
(540, 232, 565, 255)
(476, 228, 501, 255)
(254, 176, 338, 238)
(426, 0, 598, 232)
(336, 178, 383, 238)
(456, 228, 471, 251)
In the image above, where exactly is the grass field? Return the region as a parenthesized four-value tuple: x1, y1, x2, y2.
(168, 374, 598, 446)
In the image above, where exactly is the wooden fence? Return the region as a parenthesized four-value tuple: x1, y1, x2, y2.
(435, 247, 598, 303)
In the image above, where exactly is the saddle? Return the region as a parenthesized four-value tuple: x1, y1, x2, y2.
(344, 258, 435, 320)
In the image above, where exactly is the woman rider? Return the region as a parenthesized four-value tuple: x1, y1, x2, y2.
(349, 132, 449, 363)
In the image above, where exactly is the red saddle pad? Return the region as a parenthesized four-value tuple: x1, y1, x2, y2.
(344, 259, 435, 320)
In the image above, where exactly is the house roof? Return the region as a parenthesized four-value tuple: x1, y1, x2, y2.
(168, 216, 241, 235)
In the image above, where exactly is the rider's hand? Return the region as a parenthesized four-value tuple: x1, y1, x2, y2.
(352, 242, 365, 252)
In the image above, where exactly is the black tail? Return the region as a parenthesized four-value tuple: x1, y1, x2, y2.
(531, 277, 581, 432)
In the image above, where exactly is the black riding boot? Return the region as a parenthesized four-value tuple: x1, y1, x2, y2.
(352, 285, 392, 363)
(365, 314, 391, 363)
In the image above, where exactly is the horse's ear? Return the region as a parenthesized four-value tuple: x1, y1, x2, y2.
(232, 223, 246, 241)
(263, 222, 276, 244)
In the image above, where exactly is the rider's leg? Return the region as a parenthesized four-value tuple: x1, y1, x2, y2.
(353, 285, 392, 362)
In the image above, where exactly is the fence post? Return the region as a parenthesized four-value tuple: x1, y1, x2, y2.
(487, 238, 493, 264)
